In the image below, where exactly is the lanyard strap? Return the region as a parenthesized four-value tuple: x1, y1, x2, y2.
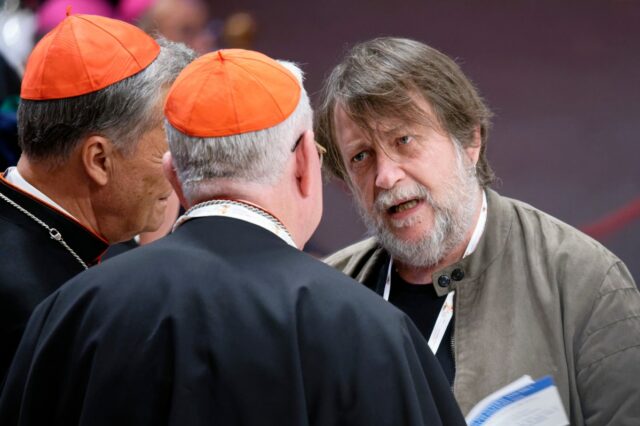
(383, 259, 454, 354)
(381, 191, 487, 354)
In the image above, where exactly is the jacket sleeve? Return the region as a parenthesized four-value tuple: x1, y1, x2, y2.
(575, 261, 640, 426)
(323, 237, 380, 279)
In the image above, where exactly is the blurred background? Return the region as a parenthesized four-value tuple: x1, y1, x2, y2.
(1, 0, 638, 278)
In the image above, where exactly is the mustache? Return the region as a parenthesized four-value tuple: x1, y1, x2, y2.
(374, 184, 431, 212)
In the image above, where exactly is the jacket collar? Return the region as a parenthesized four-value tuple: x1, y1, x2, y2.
(430, 188, 513, 296)
(362, 189, 513, 297)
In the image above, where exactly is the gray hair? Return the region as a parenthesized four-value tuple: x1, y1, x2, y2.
(315, 37, 495, 187)
(165, 61, 312, 202)
(17, 38, 195, 165)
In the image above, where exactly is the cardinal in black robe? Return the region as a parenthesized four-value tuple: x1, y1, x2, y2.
(0, 216, 465, 425)
(0, 177, 107, 383)
(1, 14, 193, 384)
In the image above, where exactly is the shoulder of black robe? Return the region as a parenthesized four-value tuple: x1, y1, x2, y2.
(0, 216, 465, 426)
(0, 178, 108, 385)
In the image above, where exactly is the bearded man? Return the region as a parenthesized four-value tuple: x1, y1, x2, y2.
(316, 37, 640, 425)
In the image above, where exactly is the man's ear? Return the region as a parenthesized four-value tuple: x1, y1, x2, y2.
(81, 135, 113, 186)
(294, 130, 319, 198)
(162, 151, 189, 209)
(464, 126, 482, 166)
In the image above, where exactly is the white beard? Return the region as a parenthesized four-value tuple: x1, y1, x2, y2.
(355, 144, 480, 269)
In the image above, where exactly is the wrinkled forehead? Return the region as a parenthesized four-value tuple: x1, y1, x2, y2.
(333, 91, 443, 142)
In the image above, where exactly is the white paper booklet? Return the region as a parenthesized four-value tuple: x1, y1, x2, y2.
(465, 375, 569, 426)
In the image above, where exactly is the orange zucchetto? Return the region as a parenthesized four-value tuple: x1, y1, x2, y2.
(21, 14, 160, 100)
(164, 49, 301, 138)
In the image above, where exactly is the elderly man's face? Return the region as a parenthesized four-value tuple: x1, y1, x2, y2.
(333, 96, 481, 268)
(102, 122, 173, 243)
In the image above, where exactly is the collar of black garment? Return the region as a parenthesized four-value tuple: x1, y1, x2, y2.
(0, 177, 108, 266)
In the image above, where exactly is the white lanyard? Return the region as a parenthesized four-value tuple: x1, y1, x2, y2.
(383, 259, 454, 354)
(173, 200, 297, 248)
(382, 190, 488, 355)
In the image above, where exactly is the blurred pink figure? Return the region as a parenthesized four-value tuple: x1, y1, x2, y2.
(37, 0, 114, 35)
(139, 0, 217, 55)
(117, 0, 155, 23)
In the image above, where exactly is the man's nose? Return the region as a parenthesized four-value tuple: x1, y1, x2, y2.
(374, 154, 405, 190)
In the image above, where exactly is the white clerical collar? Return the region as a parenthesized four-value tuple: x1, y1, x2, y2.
(4, 167, 76, 218)
(463, 189, 488, 259)
(174, 199, 297, 248)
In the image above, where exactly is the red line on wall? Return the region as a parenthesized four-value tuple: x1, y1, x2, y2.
(581, 197, 640, 240)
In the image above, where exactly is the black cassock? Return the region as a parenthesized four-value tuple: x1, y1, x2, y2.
(0, 216, 465, 425)
(0, 177, 107, 384)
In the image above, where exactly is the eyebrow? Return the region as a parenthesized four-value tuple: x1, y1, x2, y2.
(343, 138, 371, 154)
(378, 125, 405, 136)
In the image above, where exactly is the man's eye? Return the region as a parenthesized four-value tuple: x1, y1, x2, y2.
(397, 136, 412, 145)
(351, 151, 369, 163)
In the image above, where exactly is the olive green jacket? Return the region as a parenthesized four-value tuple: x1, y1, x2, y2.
(325, 189, 640, 425)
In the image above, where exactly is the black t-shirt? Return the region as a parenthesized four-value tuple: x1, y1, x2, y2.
(389, 268, 455, 385)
